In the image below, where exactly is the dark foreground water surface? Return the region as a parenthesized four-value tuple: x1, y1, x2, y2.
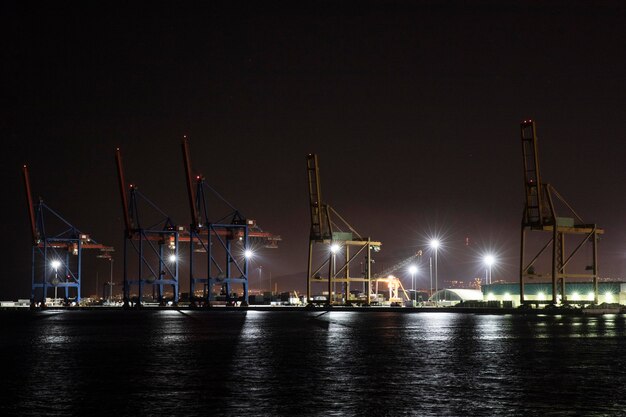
(2, 310, 626, 416)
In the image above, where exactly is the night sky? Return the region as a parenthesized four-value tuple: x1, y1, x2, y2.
(3, 1, 625, 300)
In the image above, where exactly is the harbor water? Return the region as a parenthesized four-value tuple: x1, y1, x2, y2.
(1, 310, 626, 416)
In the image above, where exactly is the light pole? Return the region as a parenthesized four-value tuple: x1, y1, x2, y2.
(430, 239, 440, 303)
(244, 249, 255, 299)
(97, 254, 114, 304)
(408, 264, 417, 301)
(52, 260, 61, 302)
(330, 243, 340, 304)
(51, 260, 61, 304)
(109, 258, 114, 303)
(483, 254, 495, 286)
(429, 257, 433, 299)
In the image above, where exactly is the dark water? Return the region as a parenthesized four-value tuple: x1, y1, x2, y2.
(2, 310, 626, 416)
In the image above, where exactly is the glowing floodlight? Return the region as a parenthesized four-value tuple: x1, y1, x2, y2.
(50, 260, 61, 270)
(168, 254, 177, 263)
(605, 292, 614, 303)
(430, 239, 440, 250)
(408, 265, 418, 274)
(244, 249, 254, 259)
(330, 243, 340, 254)
(483, 254, 495, 266)
(537, 292, 545, 300)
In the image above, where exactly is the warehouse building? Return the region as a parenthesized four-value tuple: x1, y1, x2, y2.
(428, 289, 484, 306)
(481, 282, 626, 307)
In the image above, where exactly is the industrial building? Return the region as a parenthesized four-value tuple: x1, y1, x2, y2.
(428, 289, 484, 306)
(482, 282, 626, 308)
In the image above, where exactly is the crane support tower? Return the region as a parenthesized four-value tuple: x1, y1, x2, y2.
(23, 165, 114, 307)
(181, 137, 280, 307)
(115, 149, 181, 308)
(519, 120, 604, 306)
(306, 154, 381, 306)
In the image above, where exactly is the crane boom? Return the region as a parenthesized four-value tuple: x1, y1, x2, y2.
(373, 251, 422, 279)
(181, 136, 199, 230)
(22, 165, 39, 245)
(521, 120, 553, 227)
(115, 148, 133, 238)
(306, 154, 331, 241)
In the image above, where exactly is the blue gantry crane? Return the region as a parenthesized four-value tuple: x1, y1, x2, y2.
(23, 165, 114, 307)
(181, 136, 280, 306)
(115, 148, 181, 308)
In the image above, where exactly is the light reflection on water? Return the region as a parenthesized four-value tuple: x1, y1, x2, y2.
(2, 310, 626, 416)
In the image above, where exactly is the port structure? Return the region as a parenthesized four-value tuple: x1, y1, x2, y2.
(116, 149, 181, 307)
(371, 251, 422, 303)
(181, 137, 280, 306)
(306, 154, 381, 306)
(23, 165, 114, 307)
(519, 120, 604, 306)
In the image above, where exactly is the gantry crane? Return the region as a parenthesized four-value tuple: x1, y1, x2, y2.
(182, 136, 280, 306)
(23, 165, 114, 307)
(306, 154, 381, 306)
(519, 120, 603, 306)
(371, 251, 422, 302)
(115, 148, 181, 307)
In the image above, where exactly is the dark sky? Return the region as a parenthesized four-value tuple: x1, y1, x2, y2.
(3, 1, 625, 300)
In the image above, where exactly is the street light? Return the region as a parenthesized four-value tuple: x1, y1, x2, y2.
(483, 254, 495, 285)
(50, 260, 61, 303)
(108, 258, 114, 303)
(430, 239, 440, 301)
(408, 264, 418, 299)
(244, 249, 254, 259)
(168, 254, 177, 263)
(329, 243, 340, 304)
(97, 255, 114, 303)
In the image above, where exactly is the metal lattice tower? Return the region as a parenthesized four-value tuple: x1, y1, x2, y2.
(182, 137, 280, 307)
(116, 149, 180, 308)
(306, 154, 381, 306)
(23, 165, 114, 307)
(519, 120, 603, 306)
